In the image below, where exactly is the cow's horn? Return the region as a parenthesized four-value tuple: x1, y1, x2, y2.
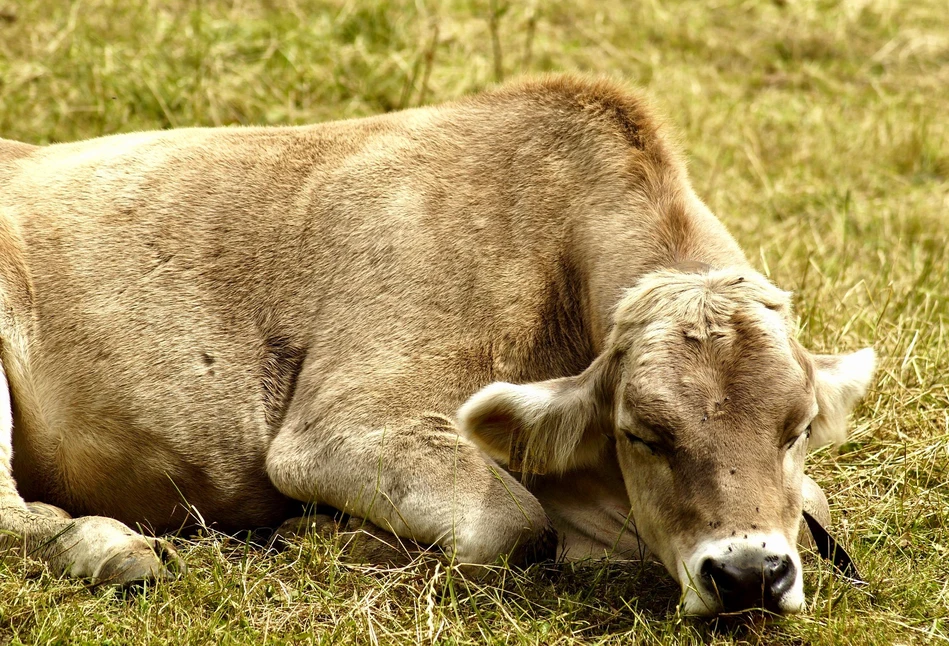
(802, 509, 869, 589)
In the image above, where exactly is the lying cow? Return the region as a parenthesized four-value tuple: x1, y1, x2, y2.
(0, 76, 874, 615)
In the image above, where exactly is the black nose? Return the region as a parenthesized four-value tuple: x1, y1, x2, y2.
(700, 554, 796, 612)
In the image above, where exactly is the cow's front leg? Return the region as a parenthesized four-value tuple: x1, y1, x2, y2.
(0, 361, 183, 585)
(265, 413, 555, 566)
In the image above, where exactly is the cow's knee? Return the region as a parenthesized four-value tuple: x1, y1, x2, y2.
(456, 521, 557, 568)
(450, 486, 556, 566)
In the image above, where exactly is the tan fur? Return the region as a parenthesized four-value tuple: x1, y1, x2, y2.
(0, 77, 873, 612)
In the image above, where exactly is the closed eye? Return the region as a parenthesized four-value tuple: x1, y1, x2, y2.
(623, 429, 665, 456)
(783, 424, 812, 450)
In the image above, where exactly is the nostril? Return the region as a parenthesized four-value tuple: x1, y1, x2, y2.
(701, 556, 749, 596)
(765, 555, 795, 600)
(700, 556, 717, 583)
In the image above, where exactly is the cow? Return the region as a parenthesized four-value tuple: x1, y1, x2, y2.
(0, 76, 874, 616)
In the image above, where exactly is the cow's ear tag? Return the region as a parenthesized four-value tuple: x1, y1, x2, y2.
(802, 510, 868, 588)
(508, 427, 546, 476)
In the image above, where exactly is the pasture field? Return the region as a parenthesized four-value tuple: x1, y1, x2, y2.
(1, 0, 947, 643)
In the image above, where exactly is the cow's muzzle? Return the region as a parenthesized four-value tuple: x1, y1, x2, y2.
(700, 552, 796, 613)
(679, 533, 804, 616)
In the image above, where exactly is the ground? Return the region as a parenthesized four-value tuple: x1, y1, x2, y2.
(0, 0, 947, 644)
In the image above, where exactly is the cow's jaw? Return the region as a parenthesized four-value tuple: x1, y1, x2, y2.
(677, 532, 804, 616)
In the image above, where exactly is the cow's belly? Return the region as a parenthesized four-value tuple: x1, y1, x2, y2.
(11, 401, 296, 531)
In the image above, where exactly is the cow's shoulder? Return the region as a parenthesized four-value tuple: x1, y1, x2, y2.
(0, 138, 39, 191)
(0, 139, 39, 164)
(0, 138, 38, 165)
(464, 75, 681, 160)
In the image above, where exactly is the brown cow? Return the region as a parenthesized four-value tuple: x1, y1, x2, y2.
(0, 76, 873, 615)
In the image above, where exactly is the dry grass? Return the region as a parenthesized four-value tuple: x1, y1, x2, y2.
(1, 0, 947, 643)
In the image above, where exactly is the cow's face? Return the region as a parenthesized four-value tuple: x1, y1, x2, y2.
(458, 268, 875, 616)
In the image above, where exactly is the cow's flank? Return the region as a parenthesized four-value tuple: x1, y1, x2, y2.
(0, 76, 874, 615)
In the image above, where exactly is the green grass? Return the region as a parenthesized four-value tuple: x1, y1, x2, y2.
(1, 0, 947, 643)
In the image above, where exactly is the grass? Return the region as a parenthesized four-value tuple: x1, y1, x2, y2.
(0, 0, 947, 643)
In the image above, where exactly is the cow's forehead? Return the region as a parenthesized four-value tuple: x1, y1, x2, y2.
(611, 268, 815, 428)
(611, 268, 794, 342)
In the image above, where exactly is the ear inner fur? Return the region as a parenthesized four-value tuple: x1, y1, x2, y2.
(510, 423, 550, 476)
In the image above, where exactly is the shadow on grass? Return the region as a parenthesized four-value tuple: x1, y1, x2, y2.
(199, 525, 798, 641)
(42, 521, 815, 643)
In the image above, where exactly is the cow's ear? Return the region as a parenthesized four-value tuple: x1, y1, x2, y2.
(809, 348, 876, 449)
(457, 353, 618, 474)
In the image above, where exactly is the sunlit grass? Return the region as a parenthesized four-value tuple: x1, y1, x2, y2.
(1, 0, 947, 643)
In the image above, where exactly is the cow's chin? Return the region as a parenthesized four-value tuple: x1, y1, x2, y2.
(675, 533, 805, 617)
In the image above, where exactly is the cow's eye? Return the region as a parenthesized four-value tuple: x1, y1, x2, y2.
(624, 430, 662, 456)
(784, 427, 809, 450)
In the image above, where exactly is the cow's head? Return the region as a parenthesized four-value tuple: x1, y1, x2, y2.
(458, 267, 875, 615)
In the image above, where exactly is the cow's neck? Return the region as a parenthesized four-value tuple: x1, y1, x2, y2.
(576, 186, 751, 356)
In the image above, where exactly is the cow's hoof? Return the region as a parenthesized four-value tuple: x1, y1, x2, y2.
(38, 516, 186, 586)
(273, 514, 418, 567)
(26, 501, 73, 520)
(270, 513, 341, 549)
(510, 524, 559, 566)
(93, 537, 185, 586)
